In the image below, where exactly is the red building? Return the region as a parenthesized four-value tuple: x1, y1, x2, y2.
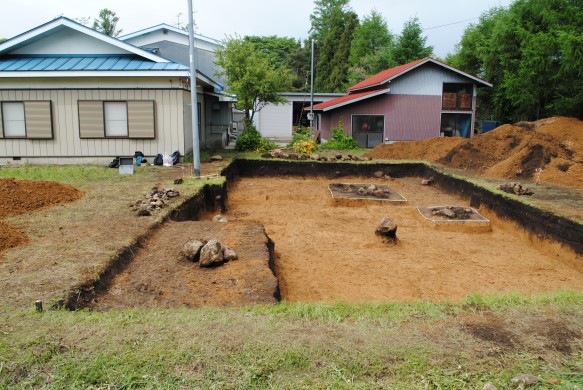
(313, 57, 492, 148)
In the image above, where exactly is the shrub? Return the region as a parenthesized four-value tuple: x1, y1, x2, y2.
(235, 124, 271, 152)
(288, 126, 318, 154)
(321, 118, 359, 150)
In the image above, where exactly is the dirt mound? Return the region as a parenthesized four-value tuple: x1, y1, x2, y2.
(365, 117, 583, 188)
(0, 178, 84, 254)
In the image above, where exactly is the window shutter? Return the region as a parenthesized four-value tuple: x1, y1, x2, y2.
(0, 105, 3, 138)
(78, 101, 105, 138)
(24, 101, 53, 139)
(128, 101, 155, 138)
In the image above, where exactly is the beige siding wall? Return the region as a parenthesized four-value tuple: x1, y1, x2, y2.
(0, 89, 185, 161)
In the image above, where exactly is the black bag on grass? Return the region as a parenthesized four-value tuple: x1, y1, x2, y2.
(108, 157, 120, 168)
(153, 154, 163, 165)
(171, 150, 180, 165)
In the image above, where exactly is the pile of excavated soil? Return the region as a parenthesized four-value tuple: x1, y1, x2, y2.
(0, 178, 84, 254)
(365, 117, 583, 189)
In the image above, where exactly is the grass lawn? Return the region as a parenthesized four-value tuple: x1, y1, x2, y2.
(0, 157, 581, 389)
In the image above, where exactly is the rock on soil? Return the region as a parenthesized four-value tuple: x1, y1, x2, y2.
(182, 240, 206, 262)
(375, 217, 398, 242)
(199, 239, 224, 267)
(365, 117, 583, 189)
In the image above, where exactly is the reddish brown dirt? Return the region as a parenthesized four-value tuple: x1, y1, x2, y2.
(365, 117, 583, 189)
(226, 176, 583, 303)
(0, 178, 84, 254)
(91, 221, 278, 309)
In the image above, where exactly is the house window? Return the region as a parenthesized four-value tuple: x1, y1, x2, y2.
(78, 101, 155, 139)
(0, 101, 53, 139)
(352, 115, 384, 148)
(2, 102, 26, 137)
(104, 102, 128, 137)
(442, 83, 473, 110)
(441, 113, 472, 138)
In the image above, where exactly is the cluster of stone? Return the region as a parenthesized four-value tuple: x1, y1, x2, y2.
(432, 206, 473, 219)
(355, 184, 392, 198)
(182, 239, 238, 267)
(261, 149, 372, 162)
(132, 185, 180, 216)
(496, 182, 533, 195)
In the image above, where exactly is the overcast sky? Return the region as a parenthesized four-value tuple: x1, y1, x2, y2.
(1, 0, 514, 58)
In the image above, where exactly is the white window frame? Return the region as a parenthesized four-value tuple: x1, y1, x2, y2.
(104, 101, 128, 137)
(2, 102, 26, 137)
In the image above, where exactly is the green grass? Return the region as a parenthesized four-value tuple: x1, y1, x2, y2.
(1, 295, 582, 389)
(0, 163, 116, 185)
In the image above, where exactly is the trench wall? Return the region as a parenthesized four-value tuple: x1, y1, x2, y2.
(64, 183, 228, 310)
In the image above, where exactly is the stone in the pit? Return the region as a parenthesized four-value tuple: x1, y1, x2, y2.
(223, 246, 238, 261)
(212, 215, 228, 223)
(373, 170, 384, 178)
(375, 217, 398, 242)
(182, 240, 206, 262)
(433, 207, 456, 218)
(373, 189, 388, 198)
(199, 239, 224, 267)
(421, 177, 434, 185)
(136, 208, 151, 217)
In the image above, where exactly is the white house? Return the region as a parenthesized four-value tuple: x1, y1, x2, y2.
(254, 92, 343, 142)
(0, 17, 230, 164)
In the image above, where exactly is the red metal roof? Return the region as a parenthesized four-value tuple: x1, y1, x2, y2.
(312, 89, 389, 111)
(347, 57, 492, 92)
(348, 58, 428, 92)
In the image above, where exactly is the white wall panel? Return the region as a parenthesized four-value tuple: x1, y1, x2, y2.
(0, 88, 185, 162)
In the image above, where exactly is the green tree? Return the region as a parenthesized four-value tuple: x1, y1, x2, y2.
(309, 0, 351, 43)
(243, 36, 309, 91)
(448, 0, 583, 121)
(214, 37, 293, 126)
(446, 7, 506, 118)
(393, 17, 433, 65)
(311, 3, 359, 92)
(92, 8, 123, 37)
(347, 10, 395, 84)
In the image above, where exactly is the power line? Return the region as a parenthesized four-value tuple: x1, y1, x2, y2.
(423, 17, 479, 31)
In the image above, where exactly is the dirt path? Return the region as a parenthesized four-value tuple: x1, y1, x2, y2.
(226, 176, 583, 303)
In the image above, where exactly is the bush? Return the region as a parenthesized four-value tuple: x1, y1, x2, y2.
(288, 126, 318, 154)
(321, 118, 359, 150)
(235, 124, 276, 152)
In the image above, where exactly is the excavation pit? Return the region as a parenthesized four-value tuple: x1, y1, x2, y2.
(69, 160, 583, 308)
(328, 182, 406, 205)
(417, 206, 492, 232)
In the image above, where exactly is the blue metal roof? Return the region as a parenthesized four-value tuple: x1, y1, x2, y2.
(0, 56, 189, 72)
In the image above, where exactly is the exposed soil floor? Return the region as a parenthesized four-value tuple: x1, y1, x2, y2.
(225, 176, 583, 303)
(0, 178, 84, 254)
(91, 221, 278, 309)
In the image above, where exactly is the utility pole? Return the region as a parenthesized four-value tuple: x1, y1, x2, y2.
(187, 0, 200, 177)
(309, 39, 315, 138)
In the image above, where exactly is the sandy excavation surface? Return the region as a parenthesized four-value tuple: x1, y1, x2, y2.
(226, 176, 583, 303)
